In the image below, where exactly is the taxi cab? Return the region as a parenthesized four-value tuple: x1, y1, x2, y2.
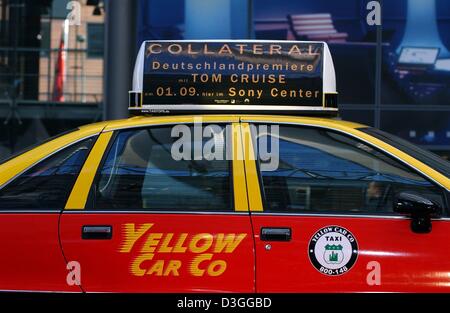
(0, 40, 449, 293)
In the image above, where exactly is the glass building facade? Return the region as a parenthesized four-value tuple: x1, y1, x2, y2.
(0, 0, 104, 159)
(1, 0, 449, 160)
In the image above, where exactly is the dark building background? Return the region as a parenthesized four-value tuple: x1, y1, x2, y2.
(0, 0, 449, 160)
(0, 0, 104, 158)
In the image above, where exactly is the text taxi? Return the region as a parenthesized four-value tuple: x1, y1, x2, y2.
(0, 41, 449, 292)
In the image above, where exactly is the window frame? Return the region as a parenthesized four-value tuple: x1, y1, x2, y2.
(0, 128, 81, 166)
(86, 22, 105, 59)
(0, 135, 98, 212)
(85, 124, 236, 213)
(249, 122, 449, 217)
(358, 127, 450, 178)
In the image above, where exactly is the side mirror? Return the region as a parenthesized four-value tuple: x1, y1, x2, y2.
(393, 191, 442, 233)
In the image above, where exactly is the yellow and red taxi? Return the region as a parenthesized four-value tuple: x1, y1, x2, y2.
(0, 41, 449, 293)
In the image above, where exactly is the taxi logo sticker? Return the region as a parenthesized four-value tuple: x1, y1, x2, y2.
(308, 226, 358, 276)
(324, 244, 344, 264)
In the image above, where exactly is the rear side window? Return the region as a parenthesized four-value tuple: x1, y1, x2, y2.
(0, 137, 95, 210)
(92, 125, 232, 211)
(255, 125, 446, 215)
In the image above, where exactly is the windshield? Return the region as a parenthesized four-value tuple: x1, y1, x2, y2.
(359, 127, 450, 178)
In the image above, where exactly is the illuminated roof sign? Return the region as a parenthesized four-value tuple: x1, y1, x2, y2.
(129, 40, 338, 115)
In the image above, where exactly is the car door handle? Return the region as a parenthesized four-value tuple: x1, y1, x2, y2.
(82, 225, 113, 240)
(260, 227, 291, 241)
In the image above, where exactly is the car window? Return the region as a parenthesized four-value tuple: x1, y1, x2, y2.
(0, 137, 95, 210)
(254, 125, 446, 215)
(358, 127, 450, 178)
(93, 125, 232, 211)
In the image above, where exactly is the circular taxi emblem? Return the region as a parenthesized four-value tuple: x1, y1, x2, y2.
(308, 225, 358, 276)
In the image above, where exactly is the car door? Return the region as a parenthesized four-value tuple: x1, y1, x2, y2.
(59, 118, 255, 292)
(242, 120, 450, 292)
(0, 134, 96, 292)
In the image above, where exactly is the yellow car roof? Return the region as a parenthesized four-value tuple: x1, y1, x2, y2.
(95, 115, 366, 132)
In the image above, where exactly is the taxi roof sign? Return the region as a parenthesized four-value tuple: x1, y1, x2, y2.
(129, 40, 338, 115)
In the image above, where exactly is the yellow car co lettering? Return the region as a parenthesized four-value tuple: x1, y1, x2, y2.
(119, 223, 246, 277)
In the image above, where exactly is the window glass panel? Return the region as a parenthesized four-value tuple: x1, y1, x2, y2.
(0, 137, 95, 210)
(94, 126, 232, 211)
(51, 0, 70, 19)
(87, 23, 104, 58)
(256, 125, 445, 214)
